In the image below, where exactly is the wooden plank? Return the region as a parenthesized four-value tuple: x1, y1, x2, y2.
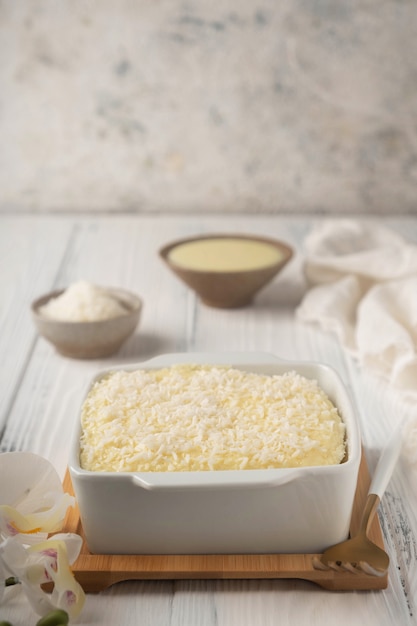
(0, 216, 75, 438)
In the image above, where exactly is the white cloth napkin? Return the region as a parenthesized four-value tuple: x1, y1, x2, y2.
(296, 219, 417, 400)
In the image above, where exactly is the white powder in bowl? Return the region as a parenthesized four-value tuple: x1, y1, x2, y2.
(39, 281, 128, 322)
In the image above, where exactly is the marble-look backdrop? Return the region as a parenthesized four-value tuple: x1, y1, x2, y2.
(0, 0, 416, 214)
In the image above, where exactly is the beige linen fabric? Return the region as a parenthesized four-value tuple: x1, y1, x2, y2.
(297, 220, 417, 399)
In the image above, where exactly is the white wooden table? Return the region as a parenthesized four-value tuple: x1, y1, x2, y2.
(1, 214, 416, 626)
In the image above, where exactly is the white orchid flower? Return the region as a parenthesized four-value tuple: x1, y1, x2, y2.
(0, 452, 75, 542)
(0, 533, 85, 618)
(0, 452, 85, 618)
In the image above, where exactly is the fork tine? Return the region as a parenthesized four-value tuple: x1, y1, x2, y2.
(326, 561, 347, 573)
(341, 562, 362, 575)
(316, 559, 388, 576)
(358, 561, 387, 577)
(312, 556, 329, 571)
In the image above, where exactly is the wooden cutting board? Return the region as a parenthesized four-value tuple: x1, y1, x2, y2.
(60, 450, 388, 592)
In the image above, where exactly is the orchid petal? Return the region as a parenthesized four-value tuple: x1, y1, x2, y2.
(0, 452, 75, 540)
(0, 452, 63, 508)
(0, 544, 17, 603)
(0, 493, 75, 537)
(0, 453, 85, 619)
(27, 538, 85, 618)
(0, 536, 85, 619)
(49, 533, 83, 565)
(0, 536, 28, 571)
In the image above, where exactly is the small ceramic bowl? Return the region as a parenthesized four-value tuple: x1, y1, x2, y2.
(159, 234, 294, 308)
(31, 287, 142, 359)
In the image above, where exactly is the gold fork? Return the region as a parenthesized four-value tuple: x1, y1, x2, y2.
(319, 425, 403, 576)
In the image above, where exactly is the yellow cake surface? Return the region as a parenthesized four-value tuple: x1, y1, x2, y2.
(79, 365, 346, 472)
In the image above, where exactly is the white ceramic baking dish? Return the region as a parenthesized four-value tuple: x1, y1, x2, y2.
(68, 352, 361, 555)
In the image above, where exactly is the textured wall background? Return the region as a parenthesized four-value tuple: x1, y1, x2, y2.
(1, 0, 416, 214)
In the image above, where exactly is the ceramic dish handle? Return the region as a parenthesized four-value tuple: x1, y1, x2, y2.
(130, 468, 303, 491)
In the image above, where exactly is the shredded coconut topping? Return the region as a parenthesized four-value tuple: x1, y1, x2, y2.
(39, 281, 127, 322)
(79, 365, 346, 472)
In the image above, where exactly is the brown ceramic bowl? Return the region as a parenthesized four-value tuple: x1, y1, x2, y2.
(159, 234, 293, 308)
(31, 287, 142, 359)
